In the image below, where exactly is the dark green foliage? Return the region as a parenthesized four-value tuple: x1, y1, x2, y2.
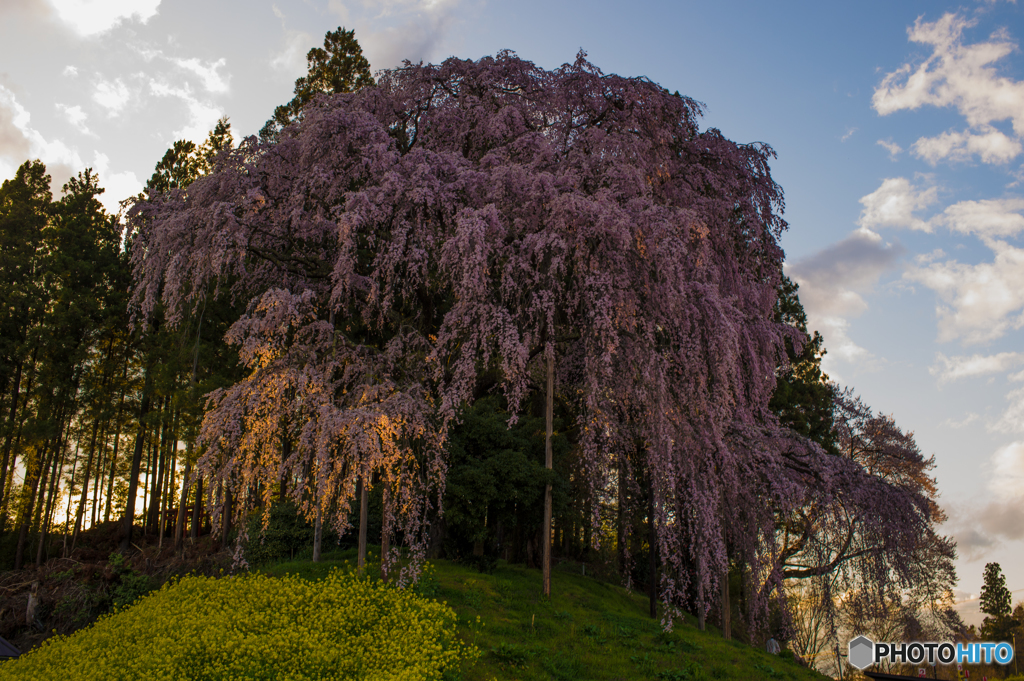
(769, 276, 837, 455)
(201, 117, 234, 168)
(443, 394, 569, 563)
(147, 140, 202, 193)
(461, 553, 498, 574)
(980, 561, 1018, 641)
(240, 502, 319, 566)
(0, 160, 50, 372)
(259, 26, 373, 142)
(981, 562, 1012, 619)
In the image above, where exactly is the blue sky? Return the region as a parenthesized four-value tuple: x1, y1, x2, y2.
(2, 0, 1023, 615)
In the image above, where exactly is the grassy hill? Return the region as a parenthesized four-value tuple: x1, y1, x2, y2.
(261, 549, 831, 681)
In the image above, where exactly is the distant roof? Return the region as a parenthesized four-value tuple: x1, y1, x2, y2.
(865, 671, 931, 680)
(0, 636, 20, 659)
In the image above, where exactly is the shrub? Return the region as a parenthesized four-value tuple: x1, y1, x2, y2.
(239, 501, 316, 566)
(0, 570, 476, 680)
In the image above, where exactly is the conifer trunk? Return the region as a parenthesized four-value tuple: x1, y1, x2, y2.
(0, 359, 23, 509)
(120, 360, 154, 552)
(15, 438, 48, 570)
(37, 436, 68, 566)
(72, 416, 102, 544)
(103, 356, 129, 524)
(147, 403, 171, 534)
(91, 421, 109, 528)
(174, 449, 192, 552)
(190, 475, 203, 539)
(0, 351, 35, 529)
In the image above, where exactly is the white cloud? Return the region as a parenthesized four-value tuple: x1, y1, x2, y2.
(786, 228, 904, 371)
(267, 0, 467, 78)
(63, 65, 78, 77)
(56, 103, 92, 136)
(873, 13, 1024, 133)
(988, 441, 1024, 499)
(993, 386, 1024, 434)
(327, 0, 350, 23)
(172, 57, 230, 94)
(912, 126, 1022, 165)
(934, 197, 1024, 239)
(46, 0, 162, 37)
(930, 351, 1024, 383)
(91, 151, 141, 215)
(940, 412, 980, 428)
(873, 12, 1024, 166)
(841, 127, 857, 142)
(148, 80, 221, 144)
(271, 29, 315, 76)
(906, 238, 1024, 344)
(0, 86, 32, 165)
(360, 4, 461, 70)
(877, 139, 902, 160)
(915, 248, 946, 264)
(92, 78, 130, 116)
(857, 177, 939, 232)
(0, 85, 83, 189)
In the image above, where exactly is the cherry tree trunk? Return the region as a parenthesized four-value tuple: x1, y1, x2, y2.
(313, 503, 322, 563)
(697, 551, 706, 631)
(616, 452, 626, 578)
(649, 484, 657, 619)
(542, 352, 554, 597)
(357, 477, 368, 576)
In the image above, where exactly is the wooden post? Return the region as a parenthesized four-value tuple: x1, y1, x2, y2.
(542, 350, 554, 597)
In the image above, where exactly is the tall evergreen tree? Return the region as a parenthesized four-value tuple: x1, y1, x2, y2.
(0, 160, 51, 520)
(981, 562, 1015, 640)
(259, 26, 373, 142)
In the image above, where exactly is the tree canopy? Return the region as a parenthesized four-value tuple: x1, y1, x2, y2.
(127, 50, 950, 620)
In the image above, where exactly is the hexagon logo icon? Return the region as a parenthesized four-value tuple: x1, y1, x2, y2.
(849, 635, 875, 670)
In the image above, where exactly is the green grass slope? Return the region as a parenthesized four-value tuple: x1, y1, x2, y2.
(262, 550, 831, 681)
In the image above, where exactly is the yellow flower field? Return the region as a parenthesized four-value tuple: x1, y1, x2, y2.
(0, 569, 475, 680)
